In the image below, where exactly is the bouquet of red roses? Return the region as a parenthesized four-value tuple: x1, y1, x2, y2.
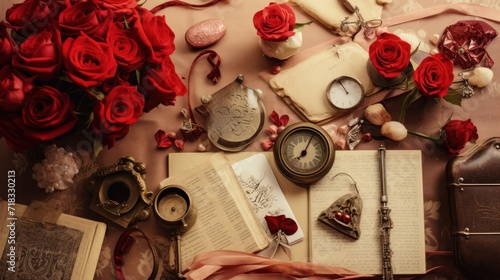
(0, 0, 186, 153)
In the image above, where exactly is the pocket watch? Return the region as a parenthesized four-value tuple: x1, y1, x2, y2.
(326, 76, 364, 110)
(273, 122, 335, 185)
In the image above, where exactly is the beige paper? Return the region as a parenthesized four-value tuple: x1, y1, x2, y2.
(269, 41, 377, 123)
(310, 150, 426, 275)
(290, 0, 383, 36)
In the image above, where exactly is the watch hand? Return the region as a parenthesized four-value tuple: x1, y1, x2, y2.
(339, 80, 349, 94)
(296, 134, 314, 160)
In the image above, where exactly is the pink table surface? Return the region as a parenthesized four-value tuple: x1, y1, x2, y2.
(2, 0, 500, 279)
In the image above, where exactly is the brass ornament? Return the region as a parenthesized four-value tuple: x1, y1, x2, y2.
(88, 156, 153, 228)
(318, 172, 363, 239)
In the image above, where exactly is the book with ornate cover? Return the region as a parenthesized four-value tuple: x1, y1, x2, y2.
(162, 153, 271, 270)
(0, 200, 106, 280)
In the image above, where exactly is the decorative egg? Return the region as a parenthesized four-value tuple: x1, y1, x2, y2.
(185, 19, 226, 48)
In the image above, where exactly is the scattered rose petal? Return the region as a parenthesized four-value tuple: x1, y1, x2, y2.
(155, 130, 173, 149)
(270, 110, 289, 127)
(167, 132, 177, 139)
(430, 34, 441, 45)
(362, 133, 373, 141)
(180, 108, 189, 118)
(175, 139, 184, 149)
(261, 139, 274, 150)
(271, 65, 281, 74)
(268, 124, 278, 135)
(197, 143, 207, 152)
(278, 126, 286, 133)
(269, 134, 278, 142)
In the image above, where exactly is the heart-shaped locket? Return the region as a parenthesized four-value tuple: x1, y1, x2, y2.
(318, 173, 363, 239)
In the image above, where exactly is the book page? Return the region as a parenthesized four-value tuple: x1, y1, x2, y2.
(231, 153, 304, 245)
(0, 201, 106, 280)
(159, 153, 270, 270)
(309, 150, 425, 275)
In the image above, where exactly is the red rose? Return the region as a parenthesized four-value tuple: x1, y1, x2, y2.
(6, 0, 62, 34)
(369, 33, 411, 78)
(0, 113, 37, 152)
(106, 21, 147, 73)
(441, 119, 478, 154)
(62, 32, 117, 88)
(12, 26, 62, 81)
(0, 25, 16, 69)
(140, 57, 186, 112)
(94, 0, 138, 11)
(21, 85, 78, 141)
(253, 2, 296, 42)
(0, 66, 34, 112)
(92, 84, 144, 148)
(58, 1, 114, 39)
(414, 53, 454, 98)
(138, 9, 175, 61)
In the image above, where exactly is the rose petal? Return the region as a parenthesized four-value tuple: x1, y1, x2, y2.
(279, 114, 289, 126)
(175, 139, 184, 150)
(261, 139, 274, 150)
(280, 217, 298, 235)
(265, 215, 285, 234)
(155, 129, 173, 149)
(270, 110, 280, 126)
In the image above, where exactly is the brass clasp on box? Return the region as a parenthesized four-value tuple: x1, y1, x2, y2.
(88, 156, 153, 228)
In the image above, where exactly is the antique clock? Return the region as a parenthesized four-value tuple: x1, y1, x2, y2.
(326, 75, 365, 110)
(273, 122, 335, 185)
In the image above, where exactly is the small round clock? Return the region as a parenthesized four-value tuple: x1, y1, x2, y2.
(326, 76, 364, 110)
(273, 122, 335, 185)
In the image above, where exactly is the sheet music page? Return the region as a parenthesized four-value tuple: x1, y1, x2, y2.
(309, 150, 425, 275)
(160, 153, 270, 270)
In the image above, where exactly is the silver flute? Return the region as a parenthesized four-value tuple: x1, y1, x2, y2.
(378, 145, 394, 280)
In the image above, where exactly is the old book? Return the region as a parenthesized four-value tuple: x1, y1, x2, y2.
(160, 153, 270, 270)
(309, 150, 426, 275)
(0, 200, 106, 280)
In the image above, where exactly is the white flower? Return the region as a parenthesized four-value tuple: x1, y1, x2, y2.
(364, 103, 392, 125)
(32, 144, 81, 193)
(467, 67, 494, 88)
(381, 121, 408, 141)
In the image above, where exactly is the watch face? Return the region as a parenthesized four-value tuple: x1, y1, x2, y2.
(281, 129, 328, 174)
(274, 123, 335, 185)
(327, 76, 364, 110)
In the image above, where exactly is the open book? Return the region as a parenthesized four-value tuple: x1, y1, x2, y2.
(309, 150, 426, 275)
(161, 153, 270, 270)
(0, 200, 106, 280)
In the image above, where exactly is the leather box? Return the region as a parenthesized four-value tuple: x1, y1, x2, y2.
(446, 137, 500, 279)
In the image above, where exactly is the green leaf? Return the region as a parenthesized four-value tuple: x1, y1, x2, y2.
(294, 21, 314, 30)
(93, 138, 103, 159)
(89, 88, 105, 101)
(443, 88, 462, 106)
